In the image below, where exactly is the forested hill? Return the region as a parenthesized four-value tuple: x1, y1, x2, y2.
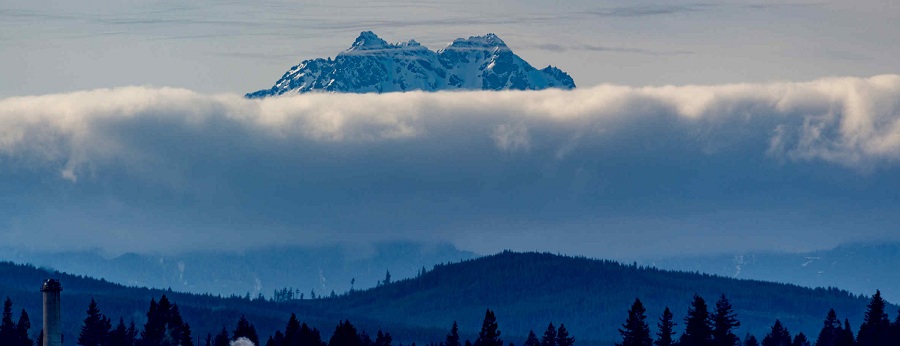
(306, 251, 883, 345)
(0, 252, 888, 346)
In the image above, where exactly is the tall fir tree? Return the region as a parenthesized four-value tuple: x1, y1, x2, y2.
(78, 298, 112, 346)
(617, 299, 652, 346)
(300, 322, 325, 346)
(233, 316, 259, 346)
(17, 309, 33, 346)
(273, 331, 286, 346)
(382, 271, 392, 286)
(283, 314, 302, 346)
(541, 324, 556, 346)
(743, 334, 759, 346)
(815, 309, 841, 346)
(179, 323, 194, 346)
(834, 320, 854, 346)
(445, 322, 461, 346)
(37, 329, 44, 346)
(712, 295, 740, 346)
(360, 331, 373, 346)
(857, 291, 891, 346)
(555, 324, 573, 346)
(328, 320, 360, 346)
(213, 327, 230, 346)
(0, 297, 17, 346)
(109, 318, 135, 346)
(168, 304, 193, 346)
(474, 310, 503, 346)
(680, 295, 713, 346)
(892, 311, 900, 346)
(792, 333, 810, 346)
(524, 331, 540, 346)
(762, 320, 792, 346)
(141, 298, 164, 346)
(656, 307, 677, 346)
(127, 320, 139, 346)
(375, 330, 392, 346)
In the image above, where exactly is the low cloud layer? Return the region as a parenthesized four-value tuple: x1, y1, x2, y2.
(2, 76, 900, 256)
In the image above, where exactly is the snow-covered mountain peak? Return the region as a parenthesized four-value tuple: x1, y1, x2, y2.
(246, 31, 576, 97)
(349, 31, 389, 51)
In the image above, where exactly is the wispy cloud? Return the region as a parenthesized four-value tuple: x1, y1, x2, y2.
(531, 43, 692, 56)
(587, 3, 714, 17)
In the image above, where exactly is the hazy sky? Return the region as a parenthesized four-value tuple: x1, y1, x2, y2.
(2, 0, 899, 96)
(1, 1, 900, 258)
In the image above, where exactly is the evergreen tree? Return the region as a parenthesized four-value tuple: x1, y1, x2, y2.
(360, 331, 373, 346)
(892, 312, 900, 346)
(213, 327, 230, 346)
(233, 316, 260, 346)
(524, 331, 540, 346)
(283, 314, 302, 346)
(328, 320, 360, 346)
(17, 309, 33, 346)
(1, 297, 17, 346)
(205, 333, 212, 346)
(127, 321, 139, 346)
(109, 318, 136, 346)
(179, 323, 194, 346)
(168, 304, 193, 346)
(267, 336, 277, 346)
(474, 310, 503, 346)
(712, 295, 740, 346)
(375, 330, 392, 346)
(78, 298, 112, 346)
(792, 333, 810, 346)
(656, 307, 677, 346)
(299, 322, 324, 346)
(744, 334, 759, 346)
(680, 295, 713, 346)
(815, 309, 841, 346)
(762, 320, 792, 346)
(541, 324, 556, 346)
(617, 298, 652, 346)
(270, 331, 285, 346)
(445, 322, 461, 346)
(857, 291, 891, 346)
(382, 271, 392, 286)
(555, 324, 573, 346)
(37, 330, 44, 346)
(141, 298, 165, 346)
(834, 320, 854, 346)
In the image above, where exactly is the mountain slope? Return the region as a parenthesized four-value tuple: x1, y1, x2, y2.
(314, 251, 885, 345)
(0, 242, 475, 297)
(642, 242, 900, 303)
(246, 31, 575, 97)
(0, 252, 888, 346)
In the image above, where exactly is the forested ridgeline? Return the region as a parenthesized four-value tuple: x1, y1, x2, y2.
(0, 252, 893, 345)
(2, 290, 899, 346)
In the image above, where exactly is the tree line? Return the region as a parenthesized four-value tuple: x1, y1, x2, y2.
(615, 291, 900, 346)
(2, 289, 899, 346)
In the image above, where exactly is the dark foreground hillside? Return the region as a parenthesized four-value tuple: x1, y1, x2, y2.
(0, 251, 886, 346)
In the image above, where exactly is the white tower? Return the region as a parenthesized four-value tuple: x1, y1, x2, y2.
(41, 279, 62, 346)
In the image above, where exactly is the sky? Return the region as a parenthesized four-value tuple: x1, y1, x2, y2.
(1, 0, 900, 258)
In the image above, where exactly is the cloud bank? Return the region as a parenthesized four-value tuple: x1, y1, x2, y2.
(1, 75, 900, 256)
